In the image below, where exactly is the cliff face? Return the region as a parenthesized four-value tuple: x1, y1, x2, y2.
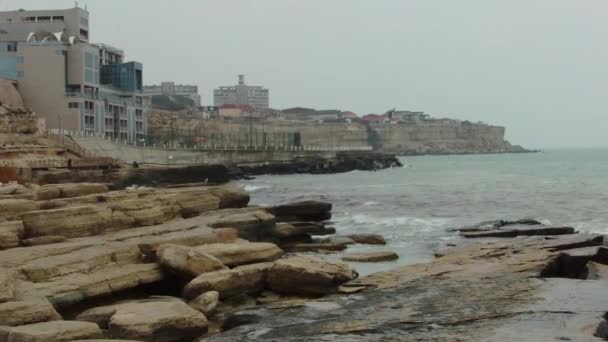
(147, 110, 527, 155)
(373, 122, 527, 155)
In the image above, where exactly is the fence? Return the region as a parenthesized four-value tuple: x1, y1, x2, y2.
(47, 129, 373, 152)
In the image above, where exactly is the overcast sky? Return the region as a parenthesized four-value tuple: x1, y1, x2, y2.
(3, 0, 608, 148)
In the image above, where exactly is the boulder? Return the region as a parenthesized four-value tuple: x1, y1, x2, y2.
(195, 242, 283, 267)
(267, 255, 358, 296)
(269, 222, 336, 238)
(21, 235, 67, 246)
(283, 242, 348, 253)
(107, 196, 181, 228)
(78, 297, 208, 342)
(346, 234, 387, 245)
(0, 182, 27, 196)
(183, 262, 275, 299)
(342, 251, 399, 262)
(0, 199, 38, 220)
(0, 221, 23, 249)
(0, 269, 16, 303)
(157, 244, 228, 278)
(320, 236, 356, 246)
(189, 291, 219, 316)
(209, 210, 276, 241)
(5, 321, 103, 341)
(269, 201, 332, 221)
(20, 205, 113, 238)
(0, 297, 62, 326)
(172, 190, 221, 218)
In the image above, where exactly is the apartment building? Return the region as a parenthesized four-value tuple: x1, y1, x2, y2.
(144, 82, 202, 106)
(214, 75, 269, 110)
(0, 6, 147, 141)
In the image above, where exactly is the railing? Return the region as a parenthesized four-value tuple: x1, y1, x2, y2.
(49, 129, 373, 152)
(27, 157, 122, 170)
(46, 130, 96, 158)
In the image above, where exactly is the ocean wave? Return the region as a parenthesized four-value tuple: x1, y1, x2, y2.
(243, 185, 270, 192)
(341, 213, 450, 231)
(362, 201, 379, 206)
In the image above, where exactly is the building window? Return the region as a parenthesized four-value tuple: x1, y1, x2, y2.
(85, 52, 93, 68)
(68, 102, 80, 109)
(80, 29, 89, 40)
(16, 56, 23, 64)
(52, 16, 64, 22)
(80, 17, 89, 26)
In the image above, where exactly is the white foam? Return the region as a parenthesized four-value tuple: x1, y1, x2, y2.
(243, 185, 270, 192)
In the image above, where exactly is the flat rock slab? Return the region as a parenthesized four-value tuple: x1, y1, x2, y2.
(77, 297, 208, 342)
(157, 244, 228, 278)
(461, 225, 575, 238)
(346, 234, 386, 245)
(267, 255, 358, 296)
(195, 242, 283, 267)
(4, 321, 103, 342)
(342, 251, 399, 262)
(0, 297, 62, 326)
(183, 262, 275, 299)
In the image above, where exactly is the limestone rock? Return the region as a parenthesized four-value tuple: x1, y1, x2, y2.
(195, 242, 283, 267)
(45, 183, 109, 199)
(5, 321, 103, 341)
(189, 291, 219, 315)
(0, 182, 27, 196)
(79, 297, 208, 342)
(0, 220, 23, 249)
(269, 222, 336, 238)
(267, 255, 358, 296)
(586, 261, 608, 280)
(346, 233, 387, 245)
(0, 269, 16, 303)
(342, 251, 399, 262)
(107, 196, 180, 228)
(0, 297, 62, 326)
(183, 262, 275, 299)
(157, 244, 228, 278)
(0, 199, 38, 220)
(20, 205, 113, 238)
(21, 235, 67, 246)
(283, 242, 348, 253)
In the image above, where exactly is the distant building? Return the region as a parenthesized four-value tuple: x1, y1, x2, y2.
(0, 6, 147, 141)
(362, 114, 387, 124)
(214, 75, 269, 110)
(144, 82, 201, 106)
(218, 104, 254, 119)
(386, 109, 429, 123)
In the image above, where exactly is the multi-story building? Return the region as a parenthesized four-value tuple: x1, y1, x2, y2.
(0, 6, 147, 141)
(143, 82, 202, 106)
(214, 75, 269, 110)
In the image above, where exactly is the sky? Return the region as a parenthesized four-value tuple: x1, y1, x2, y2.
(2, 0, 608, 149)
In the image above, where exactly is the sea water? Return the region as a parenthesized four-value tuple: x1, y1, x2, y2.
(239, 149, 608, 275)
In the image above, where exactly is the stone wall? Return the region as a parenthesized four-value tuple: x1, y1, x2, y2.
(0, 105, 39, 134)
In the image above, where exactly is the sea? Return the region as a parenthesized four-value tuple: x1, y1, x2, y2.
(238, 149, 608, 276)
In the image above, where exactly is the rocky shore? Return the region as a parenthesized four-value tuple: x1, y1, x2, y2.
(3, 180, 604, 341)
(0, 181, 388, 341)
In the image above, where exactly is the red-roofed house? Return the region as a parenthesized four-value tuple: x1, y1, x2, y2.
(219, 104, 255, 118)
(362, 114, 386, 124)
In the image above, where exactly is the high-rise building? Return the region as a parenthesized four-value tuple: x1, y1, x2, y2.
(213, 75, 269, 110)
(144, 82, 202, 106)
(0, 6, 147, 141)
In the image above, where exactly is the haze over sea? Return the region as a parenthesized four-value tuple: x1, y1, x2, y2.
(240, 150, 608, 275)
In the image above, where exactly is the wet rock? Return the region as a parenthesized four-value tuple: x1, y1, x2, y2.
(346, 234, 387, 245)
(4, 321, 103, 341)
(0, 297, 62, 326)
(269, 201, 332, 222)
(0, 220, 23, 249)
(267, 255, 358, 296)
(21, 235, 67, 246)
(20, 205, 113, 238)
(453, 218, 543, 232)
(183, 262, 275, 300)
(319, 236, 356, 246)
(157, 244, 228, 278)
(269, 222, 335, 238)
(189, 291, 220, 316)
(341, 251, 399, 262)
(586, 261, 608, 280)
(283, 242, 348, 253)
(461, 225, 575, 238)
(78, 297, 207, 342)
(195, 242, 283, 267)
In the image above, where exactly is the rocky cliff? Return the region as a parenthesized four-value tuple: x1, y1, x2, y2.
(373, 121, 529, 155)
(147, 110, 529, 155)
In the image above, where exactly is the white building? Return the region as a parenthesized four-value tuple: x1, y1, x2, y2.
(214, 75, 269, 110)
